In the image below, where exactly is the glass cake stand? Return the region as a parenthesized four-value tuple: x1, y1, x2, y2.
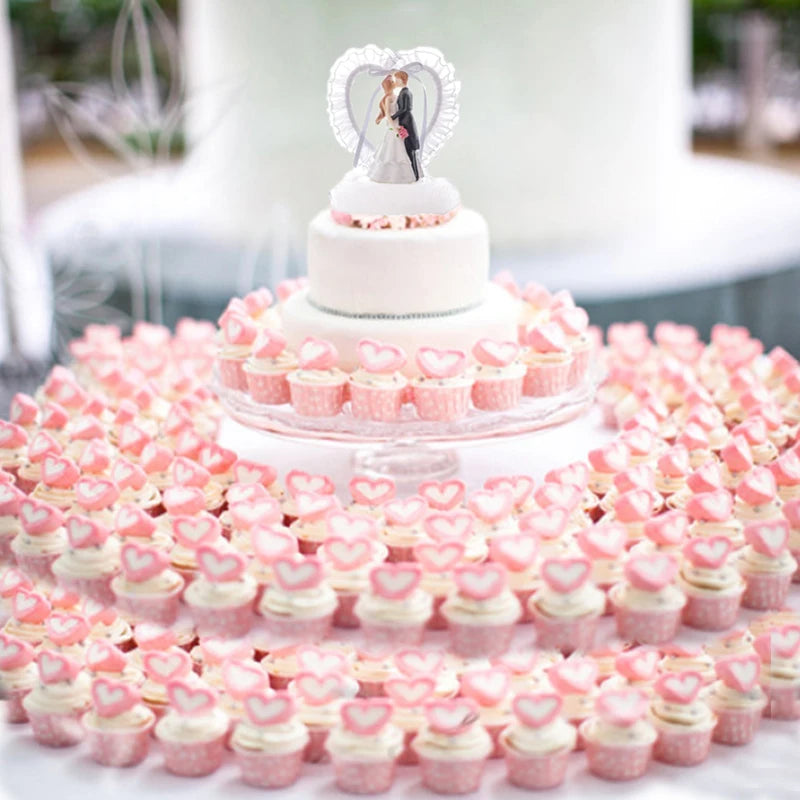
(212, 367, 602, 483)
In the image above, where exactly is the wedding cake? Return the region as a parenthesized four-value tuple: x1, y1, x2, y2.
(281, 47, 519, 373)
(215, 48, 596, 425)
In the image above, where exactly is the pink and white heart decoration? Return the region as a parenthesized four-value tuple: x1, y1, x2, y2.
(243, 689, 295, 727)
(341, 698, 394, 736)
(91, 677, 141, 718)
(369, 563, 422, 600)
(512, 692, 563, 729)
(167, 679, 218, 716)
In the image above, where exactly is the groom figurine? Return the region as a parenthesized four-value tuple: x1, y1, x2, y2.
(391, 71, 422, 181)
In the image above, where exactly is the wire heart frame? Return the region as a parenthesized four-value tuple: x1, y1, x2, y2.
(327, 45, 460, 170)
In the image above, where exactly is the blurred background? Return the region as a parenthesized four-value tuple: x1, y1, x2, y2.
(1, 0, 800, 406)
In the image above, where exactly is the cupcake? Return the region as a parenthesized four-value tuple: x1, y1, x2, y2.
(384, 674, 436, 765)
(412, 698, 493, 795)
(11, 496, 67, 581)
(771, 449, 800, 503)
(347, 474, 396, 519)
(611, 488, 657, 544)
(423, 509, 488, 563)
(580, 689, 656, 781)
(326, 698, 404, 793)
(292, 669, 357, 762)
(734, 466, 784, 523)
(248, 523, 298, 600)
(8, 393, 39, 435)
(243, 328, 298, 405)
(83, 677, 156, 766)
(16, 430, 62, 494)
(227, 493, 283, 554)
(654, 444, 691, 498)
(354, 563, 432, 649)
(552, 305, 593, 386)
(0, 567, 33, 626)
(111, 457, 162, 514)
(587, 440, 630, 497)
(486, 473, 537, 515)
(155, 679, 229, 776)
(348, 338, 409, 421)
(648, 671, 715, 766)
(415, 540, 466, 629)
(686, 489, 744, 546)
(499, 691, 576, 790)
(287, 337, 348, 417)
(640, 509, 690, 554)
(575, 522, 628, 609)
(23, 649, 90, 747)
(257, 554, 337, 644)
(441, 563, 521, 658)
(610, 553, 686, 644)
(52, 514, 120, 606)
(604, 647, 660, 696)
(72, 475, 120, 526)
(737, 519, 796, 609)
(705, 653, 767, 745)
(521, 323, 574, 397)
(140, 646, 195, 717)
(0, 421, 28, 478)
(753, 625, 800, 720)
(84, 639, 143, 686)
(703, 628, 756, 660)
(679, 535, 745, 630)
(785, 498, 800, 580)
(676, 423, 714, 469)
(184, 544, 257, 637)
(288, 491, 341, 554)
(190, 637, 254, 687)
(732, 415, 779, 465)
(170, 456, 225, 516)
(546, 658, 599, 742)
(40, 610, 91, 658)
(459, 666, 514, 757)
(380, 495, 429, 562)
(418, 478, 466, 511)
(489, 533, 539, 621)
(231, 688, 309, 788)
(31, 452, 81, 509)
(217, 311, 258, 391)
(412, 347, 474, 421)
(393, 648, 460, 701)
(319, 534, 387, 628)
(467, 487, 518, 540)
(470, 338, 526, 411)
(0, 483, 23, 564)
(112, 541, 185, 625)
(3, 587, 50, 644)
(529, 556, 605, 654)
(0, 632, 37, 722)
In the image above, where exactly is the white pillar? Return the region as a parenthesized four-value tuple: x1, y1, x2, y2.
(0, 0, 51, 361)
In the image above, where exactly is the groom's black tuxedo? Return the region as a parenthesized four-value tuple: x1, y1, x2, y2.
(391, 86, 422, 181)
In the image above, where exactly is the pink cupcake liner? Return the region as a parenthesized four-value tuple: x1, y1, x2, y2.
(355, 677, 387, 698)
(14, 475, 37, 495)
(289, 380, 347, 418)
(416, 754, 488, 794)
(234, 745, 305, 788)
(568, 344, 592, 385)
(112, 582, 183, 626)
(522, 359, 573, 398)
(501, 743, 571, 790)
(4, 687, 31, 723)
(570, 717, 589, 751)
(583, 737, 653, 781)
(218, 357, 249, 391)
(333, 592, 360, 628)
(484, 720, 509, 759)
(681, 588, 743, 631)
(384, 542, 415, 563)
(332, 756, 397, 794)
(398, 729, 419, 765)
(56, 571, 118, 607)
(761, 681, 800, 720)
(530, 606, 600, 655)
(471, 377, 524, 411)
(187, 598, 255, 638)
(653, 724, 713, 766)
(514, 587, 536, 623)
(265, 672, 292, 691)
(359, 619, 427, 651)
(412, 384, 472, 422)
(245, 370, 292, 405)
(445, 617, 518, 659)
(260, 610, 334, 644)
(172, 565, 197, 593)
(296, 537, 322, 555)
(790, 547, 800, 582)
(611, 595, 684, 645)
(84, 717, 155, 767)
(13, 550, 60, 582)
(426, 595, 448, 630)
(161, 734, 227, 776)
(304, 726, 331, 762)
(740, 570, 793, 610)
(26, 707, 87, 748)
(712, 705, 765, 745)
(349, 383, 406, 422)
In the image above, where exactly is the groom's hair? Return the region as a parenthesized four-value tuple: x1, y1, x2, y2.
(394, 70, 408, 85)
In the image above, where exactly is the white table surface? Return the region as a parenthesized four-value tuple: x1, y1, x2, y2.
(2, 409, 800, 798)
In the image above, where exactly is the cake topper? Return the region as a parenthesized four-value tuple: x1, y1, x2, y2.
(327, 45, 460, 181)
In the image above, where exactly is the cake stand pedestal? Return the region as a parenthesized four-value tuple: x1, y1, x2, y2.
(213, 368, 601, 483)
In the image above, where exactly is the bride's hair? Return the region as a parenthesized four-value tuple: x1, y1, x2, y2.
(381, 75, 394, 93)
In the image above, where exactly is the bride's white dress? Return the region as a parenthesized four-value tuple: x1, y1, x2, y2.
(368, 94, 416, 184)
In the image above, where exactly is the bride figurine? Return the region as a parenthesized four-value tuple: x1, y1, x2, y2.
(368, 74, 417, 184)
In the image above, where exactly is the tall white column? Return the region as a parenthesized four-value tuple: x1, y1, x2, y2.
(0, 0, 51, 361)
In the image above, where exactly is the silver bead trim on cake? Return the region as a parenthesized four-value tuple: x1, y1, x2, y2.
(306, 296, 483, 321)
